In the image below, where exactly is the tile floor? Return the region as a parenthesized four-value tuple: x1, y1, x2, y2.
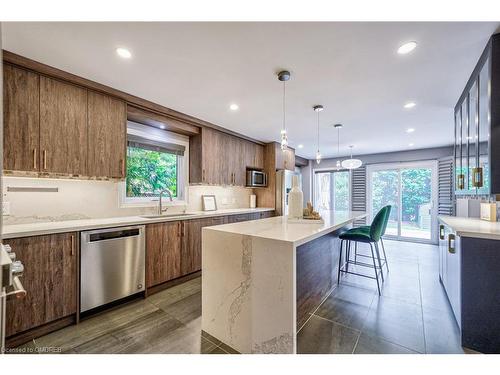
(17, 240, 474, 354)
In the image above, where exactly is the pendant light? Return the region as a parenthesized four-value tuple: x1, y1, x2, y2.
(313, 105, 324, 164)
(278, 71, 291, 151)
(341, 145, 363, 170)
(334, 124, 343, 170)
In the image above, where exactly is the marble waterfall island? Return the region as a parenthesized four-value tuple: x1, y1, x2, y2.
(201, 210, 366, 354)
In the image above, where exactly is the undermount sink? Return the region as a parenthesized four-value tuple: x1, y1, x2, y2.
(140, 213, 196, 219)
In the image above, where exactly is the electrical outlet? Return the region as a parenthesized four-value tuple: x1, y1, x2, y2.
(2, 201, 10, 216)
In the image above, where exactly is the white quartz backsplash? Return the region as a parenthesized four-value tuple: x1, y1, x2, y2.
(3, 177, 255, 224)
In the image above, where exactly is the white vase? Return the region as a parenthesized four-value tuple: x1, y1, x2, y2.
(288, 175, 304, 219)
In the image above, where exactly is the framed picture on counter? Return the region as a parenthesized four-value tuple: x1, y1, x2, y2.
(202, 195, 217, 211)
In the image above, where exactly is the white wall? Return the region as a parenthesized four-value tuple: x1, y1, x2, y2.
(3, 177, 255, 224)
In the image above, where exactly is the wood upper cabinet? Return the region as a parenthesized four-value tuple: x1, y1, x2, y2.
(5, 233, 77, 337)
(39, 76, 88, 175)
(189, 127, 264, 186)
(181, 216, 225, 275)
(274, 143, 295, 171)
(3, 64, 40, 171)
(146, 221, 182, 287)
(87, 91, 126, 178)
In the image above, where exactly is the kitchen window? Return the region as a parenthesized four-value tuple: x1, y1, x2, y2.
(121, 122, 188, 206)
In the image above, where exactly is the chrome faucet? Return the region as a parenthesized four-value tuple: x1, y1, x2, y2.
(158, 189, 173, 215)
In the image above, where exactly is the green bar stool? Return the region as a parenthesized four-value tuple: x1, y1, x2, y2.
(337, 206, 390, 295)
(351, 205, 391, 273)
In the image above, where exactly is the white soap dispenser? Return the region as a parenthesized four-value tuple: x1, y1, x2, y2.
(288, 175, 304, 219)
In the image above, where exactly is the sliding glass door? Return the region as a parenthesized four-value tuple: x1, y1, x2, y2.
(314, 170, 350, 211)
(368, 161, 438, 243)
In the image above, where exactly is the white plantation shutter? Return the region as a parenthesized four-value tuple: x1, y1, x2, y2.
(351, 166, 367, 226)
(438, 157, 454, 216)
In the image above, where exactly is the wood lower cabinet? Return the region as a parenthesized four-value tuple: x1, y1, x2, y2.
(3, 64, 40, 172)
(5, 233, 78, 337)
(145, 221, 182, 287)
(259, 211, 275, 219)
(40, 76, 88, 175)
(181, 216, 226, 275)
(87, 91, 127, 178)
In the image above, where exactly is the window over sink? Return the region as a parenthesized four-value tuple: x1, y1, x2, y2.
(120, 121, 189, 207)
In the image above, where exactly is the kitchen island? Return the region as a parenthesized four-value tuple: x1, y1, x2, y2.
(201, 210, 366, 354)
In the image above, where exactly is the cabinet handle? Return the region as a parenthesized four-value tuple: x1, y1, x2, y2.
(121, 159, 125, 177)
(457, 174, 465, 190)
(33, 148, 37, 170)
(70, 234, 75, 256)
(472, 167, 483, 188)
(448, 233, 456, 254)
(43, 150, 47, 170)
(202, 169, 206, 182)
(178, 222, 181, 237)
(439, 225, 444, 240)
(181, 222, 185, 237)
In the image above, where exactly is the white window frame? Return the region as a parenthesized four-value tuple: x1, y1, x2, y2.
(119, 121, 189, 208)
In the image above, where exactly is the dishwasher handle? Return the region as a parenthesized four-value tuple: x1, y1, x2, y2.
(83, 226, 144, 243)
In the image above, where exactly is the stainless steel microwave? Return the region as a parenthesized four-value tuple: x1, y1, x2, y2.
(246, 170, 268, 187)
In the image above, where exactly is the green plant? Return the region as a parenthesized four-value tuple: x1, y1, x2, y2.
(126, 146, 178, 198)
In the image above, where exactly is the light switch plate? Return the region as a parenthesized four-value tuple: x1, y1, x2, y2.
(2, 201, 10, 216)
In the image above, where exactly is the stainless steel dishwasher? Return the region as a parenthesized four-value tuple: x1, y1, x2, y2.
(80, 225, 145, 313)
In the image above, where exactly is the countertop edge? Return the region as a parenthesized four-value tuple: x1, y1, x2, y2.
(2, 208, 275, 239)
(438, 215, 500, 240)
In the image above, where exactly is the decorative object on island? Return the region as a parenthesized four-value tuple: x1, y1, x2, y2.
(480, 202, 497, 222)
(314, 105, 324, 164)
(202, 195, 217, 211)
(277, 70, 291, 151)
(341, 145, 363, 170)
(249, 194, 256, 208)
(287, 175, 304, 219)
(302, 202, 323, 221)
(334, 124, 343, 170)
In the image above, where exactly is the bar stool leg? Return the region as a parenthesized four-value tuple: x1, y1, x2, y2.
(354, 242, 358, 263)
(337, 239, 344, 284)
(380, 238, 389, 272)
(374, 242, 384, 282)
(346, 241, 351, 273)
(369, 243, 381, 295)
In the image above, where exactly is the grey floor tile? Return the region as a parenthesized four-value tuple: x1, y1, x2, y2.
(354, 333, 418, 354)
(148, 277, 201, 308)
(206, 346, 229, 354)
(362, 296, 425, 353)
(315, 295, 371, 330)
(154, 291, 202, 325)
(218, 342, 240, 354)
(35, 298, 159, 352)
(73, 333, 124, 354)
(422, 306, 466, 354)
(202, 330, 222, 346)
(298, 315, 360, 354)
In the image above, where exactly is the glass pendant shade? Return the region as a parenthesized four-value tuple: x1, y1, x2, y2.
(341, 145, 362, 169)
(316, 150, 322, 164)
(336, 160, 341, 170)
(341, 158, 362, 169)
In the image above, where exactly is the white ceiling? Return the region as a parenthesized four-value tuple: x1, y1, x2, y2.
(3, 22, 499, 159)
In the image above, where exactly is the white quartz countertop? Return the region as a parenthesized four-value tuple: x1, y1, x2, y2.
(2, 207, 275, 239)
(439, 215, 500, 240)
(204, 210, 367, 246)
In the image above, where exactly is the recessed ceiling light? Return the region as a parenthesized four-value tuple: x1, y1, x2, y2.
(397, 41, 417, 55)
(116, 47, 132, 59)
(159, 125, 166, 129)
(404, 102, 416, 109)
(297, 144, 304, 149)
(406, 128, 415, 133)
(408, 143, 414, 147)
(229, 104, 239, 111)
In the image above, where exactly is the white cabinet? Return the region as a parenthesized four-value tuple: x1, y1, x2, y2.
(438, 221, 462, 329)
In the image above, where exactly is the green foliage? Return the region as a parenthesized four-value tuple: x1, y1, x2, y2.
(334, 171, 349, 210)
(126, 146, 178, 198)
(372, 169, 431, 223)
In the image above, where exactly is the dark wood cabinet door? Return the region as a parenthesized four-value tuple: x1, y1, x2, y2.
(40, 76, 88, 175)
(5, 233, 77, 337)
(3, 64, 40, 172)
(227, 213, 253, 224)
(260, 211, 275, 219)
(182, 216, 225, 275)
(87, 91, 126, 178)
(145, 221, 182, 287)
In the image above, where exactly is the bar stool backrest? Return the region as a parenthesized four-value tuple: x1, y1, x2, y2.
(370, 206, 390, 242)
(381, 205, 392, 236)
